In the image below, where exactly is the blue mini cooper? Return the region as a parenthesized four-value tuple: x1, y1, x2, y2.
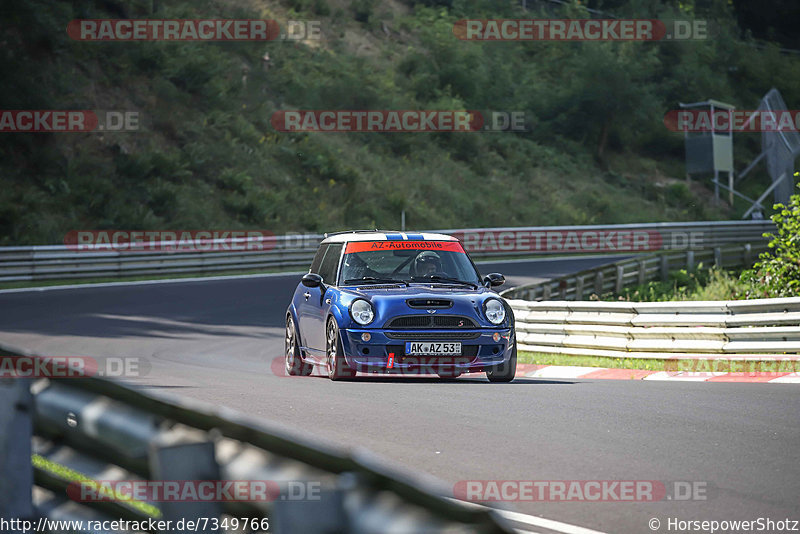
(285, 231, 516, 381)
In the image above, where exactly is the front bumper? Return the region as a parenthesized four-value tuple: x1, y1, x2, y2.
(341, 328, 514, 374)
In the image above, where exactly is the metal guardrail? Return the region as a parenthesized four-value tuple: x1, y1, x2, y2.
(500, 242, 769, 301)
(446, 219, 774, 256)
(506, 297, 800, 360)
(0, 347, 513, 533)
(0, 221, 775, 283)
(0, 241, 318, 283)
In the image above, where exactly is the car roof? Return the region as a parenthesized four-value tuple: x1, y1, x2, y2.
(321, 231, 458, 244)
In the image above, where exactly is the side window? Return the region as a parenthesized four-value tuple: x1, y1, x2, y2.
(318, 243, 343, 284)
(309, 245, 327, 274)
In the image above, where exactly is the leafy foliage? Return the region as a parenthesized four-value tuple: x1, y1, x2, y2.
(740, 182, 800, 298)
(609, 185, 800, 301)
(611, 265, 756, 302)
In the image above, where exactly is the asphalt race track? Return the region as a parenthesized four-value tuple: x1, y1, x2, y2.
(1, 256, 799, 534)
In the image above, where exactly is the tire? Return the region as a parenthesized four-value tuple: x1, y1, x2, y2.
(285, 315, 312, 376)
(486, 339, 517, 383)
(326, 318, 356, 381)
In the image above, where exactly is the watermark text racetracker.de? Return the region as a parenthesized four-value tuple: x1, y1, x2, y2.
(270, 110, 528, 132)
(667, 358, 800, 374)
(451, 228, 706, 253)
(0, 110, 139, 132)
(0, 356, 149, 378)
(68, 19, 280, 41)
(67, 18, 321, 41)
(455, 480, 708, 502)
(664, 109, 800, 132)
(68, 479, 319, 502)
(270, 354, 491, 378)
(648, 516, 799, 533)
(64, 230, 277, 252)
(453, 19, 708, 41)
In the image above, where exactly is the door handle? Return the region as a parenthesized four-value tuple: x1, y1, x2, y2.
(304, 292, 311, 300)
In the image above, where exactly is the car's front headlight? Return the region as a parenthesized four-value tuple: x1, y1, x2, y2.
(484, 298, 506, 325)
(351, 299, 375, 325)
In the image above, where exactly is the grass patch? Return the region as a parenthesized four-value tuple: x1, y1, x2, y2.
(518, 351, 799, 373)
(601, 265, 759, 302)
(32, 454, 161, 518)
(519, 351, 668, 371)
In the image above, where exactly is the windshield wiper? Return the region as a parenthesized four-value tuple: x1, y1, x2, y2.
(344, 276, 409, 287)
(411, 275, 478, 289)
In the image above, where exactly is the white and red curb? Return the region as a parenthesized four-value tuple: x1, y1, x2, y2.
(515, 364, 800, 383)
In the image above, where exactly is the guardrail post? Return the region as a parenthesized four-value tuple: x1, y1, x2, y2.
(636, 259, 647, 286)
(149, 429, 223, 531)
(542, 284, 551, 300)
(272, 478, 348, 533)
(558, 280, 567, 300)
(575, 276, 584, 301)
(686, 250, 695, 271)
(637, 259, 646, 286)
(594, 271, 604, 295)
(0, 378, 33, 524)
(660, 255, 669, 281)
(714, 247, 722, 268)
(615, 265, 624, 294)
(743, 243, 752, 266)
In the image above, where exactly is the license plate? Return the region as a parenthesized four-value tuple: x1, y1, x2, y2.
(405, 342, 461, 356)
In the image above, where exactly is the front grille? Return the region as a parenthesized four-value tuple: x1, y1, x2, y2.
(386, 332, 480, 340)
(385, 315, 477, 329)
(388, 316, 430, 328)
(433, 316, 475, 328)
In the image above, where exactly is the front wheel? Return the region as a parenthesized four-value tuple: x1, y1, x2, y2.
(326, 318, 356, 381)
(285, 316, 312, 376)
(486, 340, 516, 383)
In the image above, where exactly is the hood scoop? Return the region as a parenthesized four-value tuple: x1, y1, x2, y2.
(406, 298, 453, 309)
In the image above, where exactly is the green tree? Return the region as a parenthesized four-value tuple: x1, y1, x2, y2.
(740, 180, 800, 298)
(535, 41, 661, 161)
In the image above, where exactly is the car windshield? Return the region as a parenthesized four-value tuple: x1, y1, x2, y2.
(339, 241, 480, 286)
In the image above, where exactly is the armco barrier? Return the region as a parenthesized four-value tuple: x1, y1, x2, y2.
(500, 242, 769, 301)
(0, 346, 513, 533)
(506, 297, 800, 360)
(449, 220, 773, 255)
(0, 220, 774, 283)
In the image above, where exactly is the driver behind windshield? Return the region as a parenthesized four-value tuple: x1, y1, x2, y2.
(411, 251, 445, 278)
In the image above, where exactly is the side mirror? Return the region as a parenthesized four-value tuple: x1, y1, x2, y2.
(483, 273, 505, 287)
(301, 273, 323, 288)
